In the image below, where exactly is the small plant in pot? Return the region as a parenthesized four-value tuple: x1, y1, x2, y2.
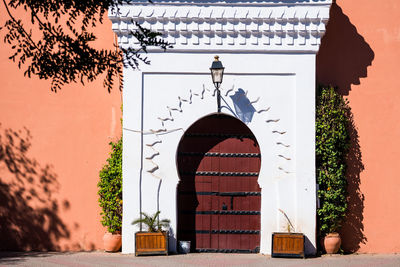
(316, 85, 351, 254)
(132, 211, 170, 256)
(98, 139, 122, 252)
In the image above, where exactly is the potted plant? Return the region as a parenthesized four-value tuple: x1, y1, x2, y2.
(271, 209, 305, 258)
(132, 211, 170, 256)
(98, 139, 123, 252)
(316, 85, 350, 254)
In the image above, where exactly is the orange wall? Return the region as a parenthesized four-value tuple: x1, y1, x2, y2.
(1, 1, 400, 253)
(317, 0, 400, 253)
(0, 7, 121, 250)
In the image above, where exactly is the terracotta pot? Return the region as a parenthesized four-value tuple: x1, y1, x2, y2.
(324, 233, 341, 254)
(103, 232, 122, 252)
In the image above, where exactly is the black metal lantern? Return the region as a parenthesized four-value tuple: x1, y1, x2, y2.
(210, 55, 225, 89)
(210, 55, 225, 112)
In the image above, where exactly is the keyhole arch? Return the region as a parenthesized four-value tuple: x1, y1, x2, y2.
(176, 113, 262, 253)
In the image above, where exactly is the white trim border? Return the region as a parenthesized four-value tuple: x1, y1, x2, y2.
(110, 0, 332, 52)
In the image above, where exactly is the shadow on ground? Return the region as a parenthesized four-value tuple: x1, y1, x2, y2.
(0, 252, 76, 265)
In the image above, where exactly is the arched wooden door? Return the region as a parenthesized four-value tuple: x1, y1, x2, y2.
(177, 114, 261, 253)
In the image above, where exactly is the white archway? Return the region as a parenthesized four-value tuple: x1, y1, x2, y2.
(114, 0, 332, 256)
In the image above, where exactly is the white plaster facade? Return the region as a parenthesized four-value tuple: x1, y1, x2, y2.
(110, 0, 332, 255)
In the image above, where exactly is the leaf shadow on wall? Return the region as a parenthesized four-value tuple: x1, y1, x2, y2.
(0, 125, 72, 251)
(340, 107, 366, 253)
(317, 3, 371, 253)
(317, 3, 375, 95)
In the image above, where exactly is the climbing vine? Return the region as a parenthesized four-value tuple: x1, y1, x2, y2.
(316, 85, 350, 235)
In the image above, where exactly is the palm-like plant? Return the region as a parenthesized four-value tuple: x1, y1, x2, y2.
(132, 211, 170, 232)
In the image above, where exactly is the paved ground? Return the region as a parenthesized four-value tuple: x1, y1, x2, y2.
(0, 252, 400, 267)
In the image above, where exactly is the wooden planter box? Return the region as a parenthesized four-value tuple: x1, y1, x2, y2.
(135, 232, 168, 256)
(271, 232, 305, 258)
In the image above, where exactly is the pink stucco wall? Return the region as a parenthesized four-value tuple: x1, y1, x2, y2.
(0, 7, 121, 250)
(1, 0, 400, 253)
(317, 0, 400, 253)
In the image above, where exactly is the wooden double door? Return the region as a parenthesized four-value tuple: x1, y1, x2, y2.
(177, 114, 261, 253)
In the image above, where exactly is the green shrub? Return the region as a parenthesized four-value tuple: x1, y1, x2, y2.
(98, 139, 122, 233)
(316, 85, 350, 235)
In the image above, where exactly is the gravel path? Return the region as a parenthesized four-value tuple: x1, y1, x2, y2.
(1, 252, 400, 267)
